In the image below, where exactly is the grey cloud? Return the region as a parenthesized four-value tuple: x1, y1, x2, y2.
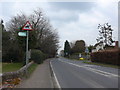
(48, 2, 96, 12)
(46, 2, 96, 23)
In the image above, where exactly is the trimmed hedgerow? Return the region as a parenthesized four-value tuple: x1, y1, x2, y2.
(91, 49, 120, 65)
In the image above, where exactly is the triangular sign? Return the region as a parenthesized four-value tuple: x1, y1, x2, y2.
(22, 21, 33, 30)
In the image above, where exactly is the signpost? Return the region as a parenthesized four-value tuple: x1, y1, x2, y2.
(22, 21, 33, 31)
(85, 47, 89, 60)
(21, 21, 33, 76)
(18, 32, 27, 37)
(79, 53, 81, 58)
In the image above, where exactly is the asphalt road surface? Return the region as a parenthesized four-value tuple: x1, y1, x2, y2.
(50, 57, 119, 88)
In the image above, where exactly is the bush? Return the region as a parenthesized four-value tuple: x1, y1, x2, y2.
(31, 49, 47, 64)
(91, 49, 120, 65)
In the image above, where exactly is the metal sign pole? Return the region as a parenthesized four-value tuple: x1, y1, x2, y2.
(22, 21, 32, 76)
(26, 30, 29, 75)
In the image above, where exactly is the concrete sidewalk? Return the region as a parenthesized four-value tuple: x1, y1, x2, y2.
(17, 59, 53, 88)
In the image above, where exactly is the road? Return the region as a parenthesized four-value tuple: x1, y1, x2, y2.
(50, 57, 119, 88)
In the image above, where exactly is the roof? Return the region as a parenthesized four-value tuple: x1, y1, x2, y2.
(94, 42, 103, 48)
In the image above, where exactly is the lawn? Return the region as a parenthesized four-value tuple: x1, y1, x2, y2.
(2, 62, 38, 76)
(2, 63, 23, 73)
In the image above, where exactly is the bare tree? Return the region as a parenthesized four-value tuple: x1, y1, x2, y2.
(4, 8, 59, 62)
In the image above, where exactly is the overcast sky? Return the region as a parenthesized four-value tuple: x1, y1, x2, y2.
(0, 0, 119, 51)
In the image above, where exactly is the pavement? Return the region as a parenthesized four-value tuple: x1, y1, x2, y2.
(17, 59, 53, 88)
(51, 57, 119, 88)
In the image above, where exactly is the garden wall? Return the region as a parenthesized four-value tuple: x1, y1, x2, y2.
(1, 61, 33, 83)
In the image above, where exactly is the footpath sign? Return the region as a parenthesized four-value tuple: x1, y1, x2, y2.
(18, 32, 27, 37)
(22, 21, 33, 31)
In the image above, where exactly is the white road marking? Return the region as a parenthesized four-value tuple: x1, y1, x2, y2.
(58, 59, 119, 78)
(50, 61, 61, 89)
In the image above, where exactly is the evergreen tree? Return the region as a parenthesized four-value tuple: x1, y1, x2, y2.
(64, 40, 71, 57)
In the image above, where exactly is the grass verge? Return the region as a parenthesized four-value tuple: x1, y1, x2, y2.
(83, 61, 120, 69)
(2, 63, 23, 73)
(0, 62, 2, 73)
(62, 57, 120, 69)
(27, 63, 38, 77)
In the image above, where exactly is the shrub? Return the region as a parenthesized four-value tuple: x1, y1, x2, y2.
(31, 49, 47, 64)
(91, 49, 120, 65)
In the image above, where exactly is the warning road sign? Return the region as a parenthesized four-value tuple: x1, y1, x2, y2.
(22, 21, 33, 30)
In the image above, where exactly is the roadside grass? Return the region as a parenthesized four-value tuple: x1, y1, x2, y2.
(62, 57, 120, 69)
(27, 63, 38, 78)
(1, 62, 38, 88)
(0, 62, 2, 73)
(83, 60, 120, 69)
(2, 62, 38, 73)
(2, 63, 23, 73)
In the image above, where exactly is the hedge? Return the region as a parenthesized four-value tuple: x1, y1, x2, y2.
(91, 49, 120, 65)
(31, 49, 48, 64)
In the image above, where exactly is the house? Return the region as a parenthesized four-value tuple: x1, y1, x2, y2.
(114, 41, 119, 49)
(92, 41, 119, 52)
(60, 50, 64, 57)
(104, 41, 119, 50)
(92, 42, 104, 52)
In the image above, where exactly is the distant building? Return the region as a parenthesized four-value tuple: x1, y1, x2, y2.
(60, 50, 64, 56)
(92, 42, 104, 52)
(92, 41, 119, 52)
(114, 41, 119, 48)
(104, 41, 119, 50)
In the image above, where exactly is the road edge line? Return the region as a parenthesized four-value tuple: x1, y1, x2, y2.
(50, 60, 61, 89)
(58, 59, 119, 78)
